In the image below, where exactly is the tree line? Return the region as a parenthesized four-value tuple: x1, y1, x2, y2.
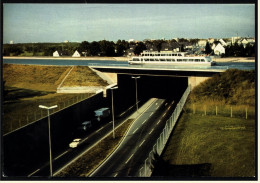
(3, 39, 255, 57)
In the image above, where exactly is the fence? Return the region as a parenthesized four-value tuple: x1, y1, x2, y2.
(184, 103, 255, 119)
(4, 93, 93, 135)
(138, 85, 191, 177)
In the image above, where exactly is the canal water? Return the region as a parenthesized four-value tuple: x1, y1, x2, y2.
(3, 58, 255, 70)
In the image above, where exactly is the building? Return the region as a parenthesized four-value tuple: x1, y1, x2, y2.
(219, 39, 227, 46)
(53, 50, 68, 57)
(213, 43, 225, 55)
(53, 50, 61, 57)
(197, 39, 207, 47)
(128, 39, 135, 43)
(72, 50, 81, 57)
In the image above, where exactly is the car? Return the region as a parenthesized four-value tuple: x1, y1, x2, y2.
(78, 121, 92, 131)
(69, 138, 81, 148)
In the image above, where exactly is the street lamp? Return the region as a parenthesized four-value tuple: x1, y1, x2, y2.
(131, 76, 140, 112)
(39, 104, 58, 177)
(110, 86, 118, 139)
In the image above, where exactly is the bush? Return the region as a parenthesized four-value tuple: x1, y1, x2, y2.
(190, 69, 255, 106)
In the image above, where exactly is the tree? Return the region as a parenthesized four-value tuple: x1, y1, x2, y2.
(153, 40, 165, 52)
(78, 41, 90, 53)
(134, 42, 146, 55)
(89, 41, 101, 56)
(99, 40, 115, 56)
(205, 42, 212, 55)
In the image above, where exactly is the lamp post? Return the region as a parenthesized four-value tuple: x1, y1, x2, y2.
(131, 76, 140, 112)
(110, 87, 118, 139)
(39, 105, 58, 177)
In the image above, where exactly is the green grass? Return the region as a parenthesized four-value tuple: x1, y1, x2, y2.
(162, 113, 255, 177)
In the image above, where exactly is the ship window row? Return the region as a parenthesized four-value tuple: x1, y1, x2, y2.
(133, 58, 206, 62)
(141, 53, 183, 56)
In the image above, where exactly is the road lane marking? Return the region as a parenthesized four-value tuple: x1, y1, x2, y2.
(114, 173, 118, 177)
(28, 169, 40, 177)
(157, 120, 161, 125)
(139, 140, 146, 147)
(96, 126, 104, 133)
(119, 111, 126, 116)
(149, 129, 154, 134)
(167, 106, 171, 110)
(125, 154, 134, 164)
(142, 119, 147, 124)
(87, 98, 158, 177)
(149, 112, 154, 117)
(163, 113, 166, 117)
(133, 128, 139, 134)
(55, 150, 68, 160)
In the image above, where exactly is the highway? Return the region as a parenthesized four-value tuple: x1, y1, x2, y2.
(28, 100, 146, 177)
(90, 98, 176, 177)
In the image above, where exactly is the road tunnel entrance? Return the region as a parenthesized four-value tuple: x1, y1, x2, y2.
(117, 74, 188, 102)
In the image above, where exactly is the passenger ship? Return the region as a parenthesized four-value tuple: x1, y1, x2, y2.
(128, 50, 216, 66)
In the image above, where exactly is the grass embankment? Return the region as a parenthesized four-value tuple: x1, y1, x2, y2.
(3, 64, 108, 134)
(62, 66, 108, 87)
(155, 69, 255, 177)
(56, 119, 133, 177)
(160, 114, 255, 177)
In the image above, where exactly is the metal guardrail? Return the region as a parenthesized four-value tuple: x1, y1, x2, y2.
(139, 85, 191, 177)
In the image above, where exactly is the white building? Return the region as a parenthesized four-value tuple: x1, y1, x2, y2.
(232, 36, 240, 44)
(72, 50, 81, 57)
(53, 51, 61, 57)
(197, 39, 207, 47)
(214, 43, 225, 55)
(128, 39, 135, 43)
(219, 39, 227, 46)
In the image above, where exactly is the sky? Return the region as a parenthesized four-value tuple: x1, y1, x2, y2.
(3, 3, 255, 43)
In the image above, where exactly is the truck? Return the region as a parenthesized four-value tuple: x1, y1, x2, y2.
(94, 107, 110, 121)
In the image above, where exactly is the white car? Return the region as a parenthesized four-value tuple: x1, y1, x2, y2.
(69, 138, 81, 148)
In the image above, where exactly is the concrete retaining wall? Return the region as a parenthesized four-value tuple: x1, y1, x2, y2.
(57, 86, 104, 93)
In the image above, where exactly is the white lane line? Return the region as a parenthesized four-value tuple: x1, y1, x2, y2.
(157, 120, 161, 125)
(114, 173, 118, 177)
(149, 112, 154, 117)
(149, 129, 154, 135)
(119, 111, 126, 116)
(162, 113, 166, 117)
(28, 168, 40, 177)
(142, 119, 147, 124)
(167, 106, 171, 110)
(139, 140, 146, 147)
(96, 126, 104, 133)
(125, 154, 134, 164)
(133, 128, 139, 134)
(54, 150, 68, 160)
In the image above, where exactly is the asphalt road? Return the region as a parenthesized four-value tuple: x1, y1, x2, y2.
(28, 100, 146, 177)
(90, 98, 176, 177)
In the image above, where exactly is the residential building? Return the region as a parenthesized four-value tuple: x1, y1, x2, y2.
(213, 43, 225, 55)
(72, 50, 81, 57)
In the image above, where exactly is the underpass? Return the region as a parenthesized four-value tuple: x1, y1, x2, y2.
(3, 63, 225, 177)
